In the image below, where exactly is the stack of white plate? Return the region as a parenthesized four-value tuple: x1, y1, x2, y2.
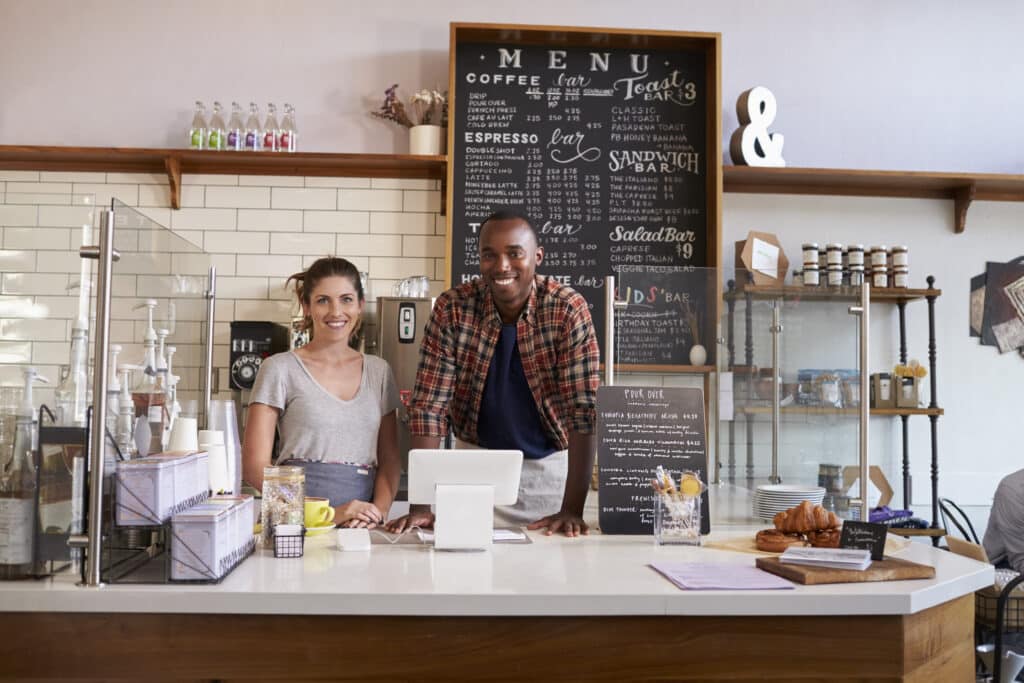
(753, 484, 827, 521)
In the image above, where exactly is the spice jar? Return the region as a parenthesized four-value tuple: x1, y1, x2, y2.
(803, 263, 820, 287)
(891, 245, 909, 267)
(850, 267, 865, 287)
(848, 244, 865, 267)
(826, 243, 843, 266)
(870, 246, 888, 268)
(893, 266, 909, 288)
(260, 465, 305, 546)
(826, 264, 843, 287)
(872, 268, 888, 288)
(802, 242, 820, 265)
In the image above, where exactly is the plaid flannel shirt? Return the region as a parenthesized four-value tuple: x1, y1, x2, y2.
(407, 274, 599, 449)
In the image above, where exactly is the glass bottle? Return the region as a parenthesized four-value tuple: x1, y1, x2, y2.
(226, 101, 244, 151)
(244, 102, 262, 151)
(188, 101, 207, 150)
(0, 368, 46, 580)
(55, 319, 89, 426)
(279, 103, 297, 152)
(263, 103, 280, 152)
(207, 101, 226, 151)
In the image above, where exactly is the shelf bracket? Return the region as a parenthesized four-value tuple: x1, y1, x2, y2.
(953, 182, 975, 234)
(164, 155, 182, 210)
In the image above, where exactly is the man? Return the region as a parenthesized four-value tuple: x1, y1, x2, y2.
(984, 468, 1024, 573)
(386, 210, 600, 536)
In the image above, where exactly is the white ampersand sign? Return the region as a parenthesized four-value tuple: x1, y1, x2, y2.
(729, 86, 786, 167)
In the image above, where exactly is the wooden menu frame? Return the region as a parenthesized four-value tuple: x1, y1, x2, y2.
(446, 23, 722, 373)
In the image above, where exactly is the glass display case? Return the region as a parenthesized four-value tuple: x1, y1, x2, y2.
(717, 270, 870, 525)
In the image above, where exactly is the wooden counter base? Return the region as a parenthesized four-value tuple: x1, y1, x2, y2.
(0, 594, 971, 682)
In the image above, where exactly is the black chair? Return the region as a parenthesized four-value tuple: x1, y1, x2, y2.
(994, 573, 1024, 683)
(938, 497, 980, 545)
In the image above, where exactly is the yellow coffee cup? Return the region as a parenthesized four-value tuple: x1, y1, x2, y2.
(304, 497, 335, 527)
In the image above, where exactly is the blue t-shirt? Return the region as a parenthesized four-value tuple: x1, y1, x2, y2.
(476, 323, 558, 460)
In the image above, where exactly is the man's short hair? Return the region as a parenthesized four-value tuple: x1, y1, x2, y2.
(480, 209, 539, 247)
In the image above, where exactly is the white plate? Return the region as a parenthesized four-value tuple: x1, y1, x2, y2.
(756, 484, 826, 495)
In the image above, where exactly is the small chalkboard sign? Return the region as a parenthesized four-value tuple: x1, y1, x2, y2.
(839, 521, 888, 561)
(597, 386, 709, 534)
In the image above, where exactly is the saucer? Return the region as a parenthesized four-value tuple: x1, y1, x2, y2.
(305, 523, 337, 536)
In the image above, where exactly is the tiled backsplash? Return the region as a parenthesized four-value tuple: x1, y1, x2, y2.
(0, 170, 446, 407)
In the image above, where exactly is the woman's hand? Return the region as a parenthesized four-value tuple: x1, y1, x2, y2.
(384, 505, 435, 533)
(335, 500, 384, 528)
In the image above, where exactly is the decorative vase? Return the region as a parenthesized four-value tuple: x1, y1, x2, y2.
(688, 344, 707, 366)
(409, 124, 443, 155)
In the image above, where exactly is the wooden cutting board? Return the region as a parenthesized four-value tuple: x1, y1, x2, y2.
(755, 556, 936, 585)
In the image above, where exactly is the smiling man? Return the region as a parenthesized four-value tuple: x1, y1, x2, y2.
(389, 209, 600, 536)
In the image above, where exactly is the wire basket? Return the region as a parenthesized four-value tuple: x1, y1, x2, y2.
(976, 586, 1024, 632)
(273, 526, 305, 558)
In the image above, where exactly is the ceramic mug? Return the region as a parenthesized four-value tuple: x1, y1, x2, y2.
(304, 497, 335, 527)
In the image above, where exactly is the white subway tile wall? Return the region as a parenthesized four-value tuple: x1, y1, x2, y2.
(0, 174, 447, 409)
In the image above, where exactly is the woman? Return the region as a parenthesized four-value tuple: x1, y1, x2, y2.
(242, 257, 400, 528)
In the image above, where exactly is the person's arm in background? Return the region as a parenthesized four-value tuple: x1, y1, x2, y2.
(241, 403, 280, 493)
(527, 291, 600, 537)
(986, 476, 1024, 572)
(385, 295, 456, 533)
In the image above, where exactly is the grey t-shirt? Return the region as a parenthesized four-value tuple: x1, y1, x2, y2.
(250, 351, 399, 466)
(984, 468, 1024, 572)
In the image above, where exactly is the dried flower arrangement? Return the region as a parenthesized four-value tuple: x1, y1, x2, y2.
(681, 299, 701, 345)
(371, 84, 448, 128)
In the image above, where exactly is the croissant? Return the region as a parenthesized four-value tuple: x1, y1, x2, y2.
(773, 500, 840, 534)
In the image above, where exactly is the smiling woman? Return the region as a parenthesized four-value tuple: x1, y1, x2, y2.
(241, 257, 401, 532)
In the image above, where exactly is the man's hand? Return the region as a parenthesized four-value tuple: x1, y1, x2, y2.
(527, 511, 589, 537)
(384, 509, 435, 534)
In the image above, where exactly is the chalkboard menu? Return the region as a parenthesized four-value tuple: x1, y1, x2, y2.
(449, 24, 721, 370)
(596, 386, 709, 534)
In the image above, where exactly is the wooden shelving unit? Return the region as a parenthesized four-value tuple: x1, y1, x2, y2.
(0, 145, 446, 210)
(723, 165, 1024, 233)
(727, 284, 942, 304)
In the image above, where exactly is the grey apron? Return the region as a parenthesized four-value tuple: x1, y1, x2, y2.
(280, 459, 375, 507)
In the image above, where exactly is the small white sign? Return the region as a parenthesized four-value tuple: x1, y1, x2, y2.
(751, 238, 780, 280)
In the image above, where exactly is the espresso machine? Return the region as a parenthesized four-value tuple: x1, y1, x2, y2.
(376, 297, 434, 476)
(229, 321, 289, 433)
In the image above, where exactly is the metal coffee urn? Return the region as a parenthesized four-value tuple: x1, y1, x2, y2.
(229, 321, 289, 433)
(376, 297, 434, 476)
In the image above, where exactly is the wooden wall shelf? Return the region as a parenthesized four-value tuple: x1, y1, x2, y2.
(723, 165, 1024, 234)
(2, 146, 1021, 231)
(0, 145, 446, 210)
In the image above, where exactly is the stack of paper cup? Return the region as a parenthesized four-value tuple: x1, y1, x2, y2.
(167, 416, 198, 452)
(208, 400, 242, 494)
(199, 429, 229, 494)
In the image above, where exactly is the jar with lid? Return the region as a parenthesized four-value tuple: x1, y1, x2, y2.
(260, 465, 305, 546)
(850, 266, 865, 287)
(870, 246, 888, 268)
(891, 245, 909, 267)
(893, 266, 909, 288)
(848, 244, 865, 267)
(872, 268, 888, 288)
(802, 243, 820, 265)
(826, 264, 843, 287)
(803, 263, 820, 287)
(826, 243, 843, 266)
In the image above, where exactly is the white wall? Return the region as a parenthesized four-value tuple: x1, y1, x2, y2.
(1, 0, 1022, 530)
(2, 0, 1024, 172)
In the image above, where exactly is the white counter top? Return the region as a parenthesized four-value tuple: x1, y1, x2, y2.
(0, 527, 992, 618)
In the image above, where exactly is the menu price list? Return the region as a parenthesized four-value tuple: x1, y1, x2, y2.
(452, 42, 708, 365)
(597, 386, 709, 534)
